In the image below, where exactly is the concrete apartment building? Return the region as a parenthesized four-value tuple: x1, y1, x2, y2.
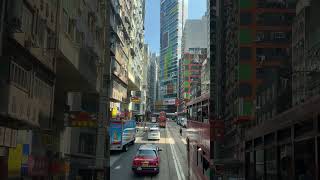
(216, 0, 296, 178)
(292, 0, 320, 105)
(0, 0, 146, 179)
(159, 0, 188, 112)
(0, 0, 58, 179)
(126, 0, 147, 119)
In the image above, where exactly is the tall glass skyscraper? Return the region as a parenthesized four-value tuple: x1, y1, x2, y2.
(160, 0, 188, 101)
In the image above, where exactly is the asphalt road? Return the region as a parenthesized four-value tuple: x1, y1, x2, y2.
(110, 121, 188, 180)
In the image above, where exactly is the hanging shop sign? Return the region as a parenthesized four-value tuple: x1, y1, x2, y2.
(163, 98, 176, 105)
(131, 96, 141, 103)
(49, 160, 69, 175)
(111, 107, 118, 118)
(65, 111, 98, 128)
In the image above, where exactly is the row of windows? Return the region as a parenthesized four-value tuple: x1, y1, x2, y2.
(21, 2, 56, 51)
(78, 133, 96, 155)
(10, 62, 30, 91)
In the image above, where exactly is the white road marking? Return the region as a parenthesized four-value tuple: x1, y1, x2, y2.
(110, 154, 121, 167)
(167, 127, 186, 180)
(181, 138, 187, 145)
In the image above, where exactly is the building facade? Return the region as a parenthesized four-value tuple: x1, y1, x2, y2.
(159, 0, 188, 106)
(148, 53, 159, 113)
(0, 0, 110, 179)
(127, 0, 146, 118)
(0, 0, 58, 179)
(178, 17, 207, 112)
(219, 0, 296, 178)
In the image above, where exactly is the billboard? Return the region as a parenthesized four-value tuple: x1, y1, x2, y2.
(163, 98, 176, 105)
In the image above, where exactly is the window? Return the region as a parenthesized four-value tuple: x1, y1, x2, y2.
(255, 149, 264, 180)
(275, 32, 285, 39)
(239, 83, 252, 97)
(265, 148, 276, 180)
(62, 10, 68, 33)
(21, 5, 33, 33)
(137, 150, 157, 158)
(240, 47, 252, 60)
(68, 19, 75, 39)
(279, 144, 293, 179)
(78, 133, 96, 155)
(246, 152, 255, 179)
(240, 13, 252, 25)
(10, 62, 30, 90)
(294, 140, 315, 179)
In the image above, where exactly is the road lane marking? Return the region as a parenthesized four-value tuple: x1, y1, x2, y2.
(167, 128, 186, 180)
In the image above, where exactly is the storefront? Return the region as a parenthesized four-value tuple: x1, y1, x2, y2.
(245, 96, 320, 180)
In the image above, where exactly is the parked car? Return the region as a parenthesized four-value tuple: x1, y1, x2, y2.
(132, 144, 162, 174)
(148, 127, 161, 140)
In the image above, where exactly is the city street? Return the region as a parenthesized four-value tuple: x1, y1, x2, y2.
(110, 121, 188, 180)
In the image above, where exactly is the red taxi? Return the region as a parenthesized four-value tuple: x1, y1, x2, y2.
(132, 144, 162, 174)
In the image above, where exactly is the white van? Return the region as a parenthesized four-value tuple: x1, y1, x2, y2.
(148, 127, 160, 140)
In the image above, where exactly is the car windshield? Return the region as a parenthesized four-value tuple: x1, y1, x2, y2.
(137, 150, 157, 157)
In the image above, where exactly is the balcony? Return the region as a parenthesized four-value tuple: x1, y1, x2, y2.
(11, 32, 55, 72)
(56, 32, 98, 93)
(112, 57, 128, 85)
(114, 43, 128, 66)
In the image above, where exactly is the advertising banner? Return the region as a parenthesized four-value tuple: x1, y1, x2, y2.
(8, 144, 23, 178)
(163, 98, 176, 105)
(21, 144, 30, 176)
(131, 96, 141, 103)
(65, 111, 98, 128)
(110, 123, 122, 144)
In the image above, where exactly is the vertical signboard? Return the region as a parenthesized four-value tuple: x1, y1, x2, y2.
(8, 144, 22, 178)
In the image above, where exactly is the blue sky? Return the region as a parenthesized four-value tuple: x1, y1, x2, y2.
(144, 0, 206, 54)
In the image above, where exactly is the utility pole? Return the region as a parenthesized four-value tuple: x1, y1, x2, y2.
(95, 0, 111, 179)
(0, 0, 6, 56)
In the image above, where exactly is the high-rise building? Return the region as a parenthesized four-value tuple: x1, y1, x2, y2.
(159, 0, 188, 109)
(148, 53, 159, 112)
(182, 17, 208, 54)
(178, 17, 207, 112)
(221, 0, 296, 178)
(127, 0, 146, 119)
(292, 0, 320, 105)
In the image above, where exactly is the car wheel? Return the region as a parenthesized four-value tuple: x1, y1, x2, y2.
(123, 145, 128, 152)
